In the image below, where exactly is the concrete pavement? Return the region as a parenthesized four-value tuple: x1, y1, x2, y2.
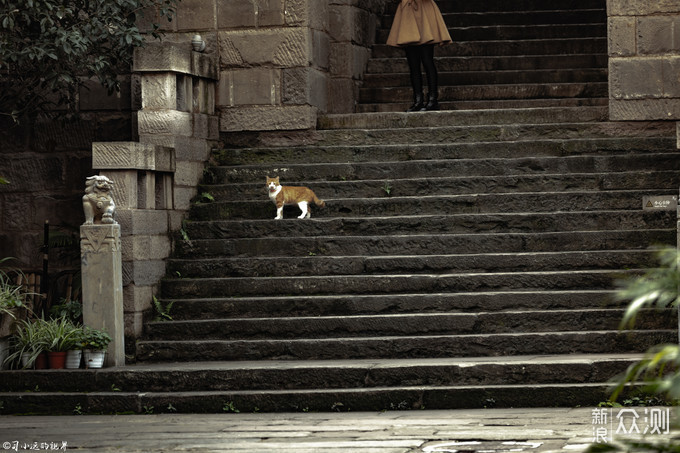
(0, 407, 676, 452)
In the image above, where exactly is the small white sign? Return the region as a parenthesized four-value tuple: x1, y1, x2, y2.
(643, 195, 677, 211)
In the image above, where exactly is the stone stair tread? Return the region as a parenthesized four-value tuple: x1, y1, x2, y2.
(317, 106, 609, 129)
(135, 330, 676, 362)
(146, 308, 674, 340)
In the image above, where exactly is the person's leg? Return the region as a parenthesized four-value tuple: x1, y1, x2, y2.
(421, 44, 439, 111)
(405, 46, 425, 112)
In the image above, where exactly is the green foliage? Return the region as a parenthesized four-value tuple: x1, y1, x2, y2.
(615, 247, 680, 329)
(222, 401, 239, 413)
(198, 192, 215, 203)
(79, 326, 112, 350)
(382, 182, 392, 196)
(42, 316, 79, 352)
(49, 298, 82, 324)
(0, 177, 8, 184)
(0, 257, 30, 316)
(152, 296, 174, 322)
(609, 246, 680, 403)
(4, 318, 47, 368)
(0, 0, 179, 121)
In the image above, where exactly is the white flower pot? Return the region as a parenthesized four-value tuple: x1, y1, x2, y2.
(84, 349, 106, 369)
(65, 350, 82, 369)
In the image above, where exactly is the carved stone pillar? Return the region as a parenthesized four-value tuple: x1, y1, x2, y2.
(80, 176, 125, 367)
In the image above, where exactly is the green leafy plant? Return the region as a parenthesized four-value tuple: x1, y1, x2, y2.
(42, 317, 79, 352)
(49, 298, 82, 324)
(152, 296, 174, 322)
(382, 182, 393, 196)
(0, 257, 30, 318)
(222, 401, 239, 413)
(79, 326, 112, 351)
(4, 318, 48, 368)
(0, 0, 179, 121)
(608, 247, 680, 403)
(198, 192, 215, 203)
(587, 247, 680, 452)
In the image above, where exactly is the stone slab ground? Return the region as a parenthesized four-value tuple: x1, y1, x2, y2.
(1, 407, 676, 452)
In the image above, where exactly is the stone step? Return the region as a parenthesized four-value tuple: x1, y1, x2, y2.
(135, 330, 675, 362)
(180, 212, 675, 240)
(370, 38, 606, 59)
(218, 121, 675, 155)
(203, 170, 679, 200)
(144, 309, 674, 341)
(358, 97, 610, 113)
(316, 106, 610, 130)
(160, 269, 637, 299)
(0, 354, 643, 414)
(189, 190, 677, 220)
(377, 24, 606, 42)
(211, 151, 679, 184)
(0, 385, 617, 414)
(0, 356, 635, 393)
(174, 229, 674, 259)
(361, 83, 608, 104)
(362, 69, 607, 89)
(167, 250, 659, 279)
(416, 0, 604, 12)
(409, 10, 607, 28)
(161, 290, 620, 320)
(366, 55, 607, 74)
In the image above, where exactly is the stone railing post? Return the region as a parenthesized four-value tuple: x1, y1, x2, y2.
(80, 176, 125, 367)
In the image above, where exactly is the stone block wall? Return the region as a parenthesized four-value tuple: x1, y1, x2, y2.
(0, 80, 134, 272)
(607, 0, 680, 121)
(217, 0, 330, 131)
(328, 0, 387, 113)
(152, 0, 388, 131)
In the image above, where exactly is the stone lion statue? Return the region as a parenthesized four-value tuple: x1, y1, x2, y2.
(83, 175, 117, 225)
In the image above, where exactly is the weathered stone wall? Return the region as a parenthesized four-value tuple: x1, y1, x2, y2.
(607, 0, 680, 121)
(217, 0, 330, 132)
(0, 82, 134, 272)
(328, 0, 387, 113)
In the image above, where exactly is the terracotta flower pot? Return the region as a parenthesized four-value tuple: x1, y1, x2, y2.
(34, 352, 48, 370)
(48, 351, 67, 369)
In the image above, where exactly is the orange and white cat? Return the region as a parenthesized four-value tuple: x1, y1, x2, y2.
(267, 176, 325, 219)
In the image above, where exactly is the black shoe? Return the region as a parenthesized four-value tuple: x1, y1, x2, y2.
(421, 93, 439, 111)
(407, 93, 425, 112)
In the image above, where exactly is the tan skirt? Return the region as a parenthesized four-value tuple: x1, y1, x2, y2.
(386, 0, 452, 47)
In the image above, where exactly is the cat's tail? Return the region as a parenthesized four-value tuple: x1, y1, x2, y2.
(313, 195, 326, 208)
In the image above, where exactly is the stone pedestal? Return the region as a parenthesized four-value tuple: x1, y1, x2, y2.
(80, 224, 125, 367)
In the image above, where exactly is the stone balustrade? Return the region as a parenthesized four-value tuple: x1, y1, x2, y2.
(89, 42, 218, 342)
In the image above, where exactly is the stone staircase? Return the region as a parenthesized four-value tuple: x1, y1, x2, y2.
(2, 0, 679, 415)
(361, 0, 608, 111)
(4, 106, 677, 415)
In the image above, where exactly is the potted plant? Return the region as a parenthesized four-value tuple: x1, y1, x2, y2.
(42, 317, 79, 369)
(0, 258, 30, 369)
(4, 319, 48, 369)
(80, 326, 111, 369)
(66, 325, 85, 369)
